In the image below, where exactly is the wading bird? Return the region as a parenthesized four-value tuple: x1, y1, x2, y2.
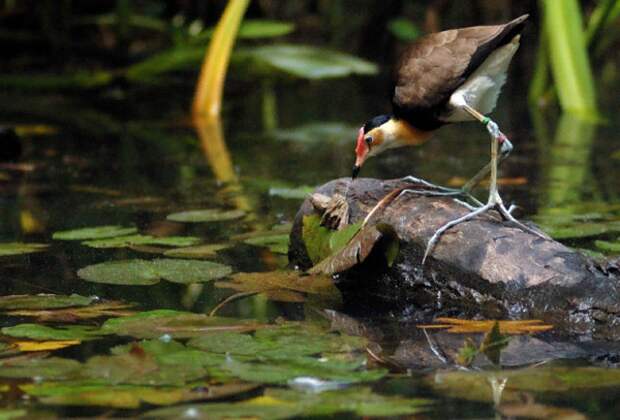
(351, 14, 547, 263)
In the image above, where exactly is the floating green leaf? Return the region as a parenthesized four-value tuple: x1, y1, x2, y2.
(164, 243, 230, 259)
(237, 44, 378, 79)
(266, 387, 430, 417)
(52, 225, 137, 240)
(101, 310, 262, 339)
(143, 399, 296, 419)
(243, 234, 289, 254)
(1, 324, 105, 341)
(595, 239, 620, 253)
(0, 242, 48, 256)
(77, 259, 160, 285)
(83, 234, 201, 249)
(167, 209, 246, 223)
(0, 293, 94, 310)
(542, 221, 620, 239)
(8, 301, 135, 322)
(0, 356, 81, 380)
(302, 215, 361, 264)
(150, 259, 232, 284)
(77, 259, 231, 285)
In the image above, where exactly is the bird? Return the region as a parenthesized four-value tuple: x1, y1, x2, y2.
(350, 14, 548, 263)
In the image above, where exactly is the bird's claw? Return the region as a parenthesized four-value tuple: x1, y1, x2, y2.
(421, 199, 549, 266)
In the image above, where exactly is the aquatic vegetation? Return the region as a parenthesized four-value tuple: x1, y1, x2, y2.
(166, 208, 246, 223)
(0, 242, 48, 256)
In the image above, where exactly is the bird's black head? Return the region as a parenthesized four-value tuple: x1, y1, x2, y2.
(363, 114, 391, 134)
(353, 114, 392, 179)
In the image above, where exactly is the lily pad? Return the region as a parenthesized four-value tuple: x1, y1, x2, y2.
(266, 387, 430, 417)
(82, 234, 201, 249)
(541, 221, 620, 240)
(1, 324, 105, 341)
(166, 209, 246, 223)
(77, 259, 231, 285)
(52, 225, 137, 240)
(143, 399, 297, 419)
(77, 259, 160, 285)
(243, 234, 289, 254)
(0, 242, 48, 256)
(0, 356, 81, 380)
(238, 44, 378, 79)
(595, 239, 620, 253)
(164, 243, 230, 259)
(0, 293, 94, 310)
(101, 310, 262, 339)
(8, 301, 135, 322)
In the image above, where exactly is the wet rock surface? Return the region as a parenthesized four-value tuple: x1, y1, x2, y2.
(289, 178, 620, 340)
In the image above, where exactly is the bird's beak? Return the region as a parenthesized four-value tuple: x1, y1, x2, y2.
(352, 127, 368, 179)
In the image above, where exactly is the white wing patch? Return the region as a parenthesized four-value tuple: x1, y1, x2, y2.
(442, 35, 520, 122)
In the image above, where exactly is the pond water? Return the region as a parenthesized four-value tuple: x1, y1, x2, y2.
(0, 53, 619, 418)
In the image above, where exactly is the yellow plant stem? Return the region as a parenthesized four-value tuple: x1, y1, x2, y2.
(192, 0, 249, 117)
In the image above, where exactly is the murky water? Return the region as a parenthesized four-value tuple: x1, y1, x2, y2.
(0, 51, 619, 418)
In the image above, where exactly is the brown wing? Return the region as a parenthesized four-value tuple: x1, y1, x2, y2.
(392, 14, 528, 130)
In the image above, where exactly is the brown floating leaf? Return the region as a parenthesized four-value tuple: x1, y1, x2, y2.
(215, 271, 338, 303)
(417, 318, 553, 335)
(498, 401, 587, 420)
(7, 301, 135, 322)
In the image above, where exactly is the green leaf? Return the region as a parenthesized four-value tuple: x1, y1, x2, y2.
(0, 293, 94, 310)
(243, 234, 289, 254)
(266, 387, 430, 417)
(198, 19, 294, 40)
(237, 44, 378, 79)
(1, 324, 104, 341)
(268, 186, 315, 199)
(143, 400, 297, 419)
(77, 259, 161, 285)
(595, 239, 620, 253)
(82, 234, 201, 249)
(52, 225, 137, 240)
(164, 243, 230, 259)
(101, 310, 262, 339)
(542, 221, 620, 239)
(0, 242, 48, 256)
(77, 259, 231, 285)
(150, 259, 232, 284)
(167, 209, 246, 223)
(387, 18, 422, 41)
(0, 357, 81, 380)
(302, 215, 361, 264)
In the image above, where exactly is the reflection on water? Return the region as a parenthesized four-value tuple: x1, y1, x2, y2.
(0, 69, 618, 417)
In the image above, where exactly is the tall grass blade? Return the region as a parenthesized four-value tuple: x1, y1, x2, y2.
(541, 0, 598, 118)
(192, 0, 249, 117)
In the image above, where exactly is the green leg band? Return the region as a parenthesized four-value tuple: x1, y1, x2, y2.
(481, 116, 490, 126)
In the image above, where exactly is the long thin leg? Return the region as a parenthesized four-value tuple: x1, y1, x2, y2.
(422, 103, 549, 265)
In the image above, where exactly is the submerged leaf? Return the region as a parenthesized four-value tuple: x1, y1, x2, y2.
(77, 259, 231, 285)
(418, 318, 553, 334)
(52, 225, 137, 240)
(0, 293, 94, 310)
(243, 234, 289, 254)
(268, 186, 315, 199)
(166, 209, 246, 223)
(0, 242, 48, 256)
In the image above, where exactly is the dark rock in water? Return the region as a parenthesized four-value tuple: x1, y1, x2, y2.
(289, 178, 620, 340)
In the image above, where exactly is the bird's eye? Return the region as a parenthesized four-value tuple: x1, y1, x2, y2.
(365, 136, 373, 146)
